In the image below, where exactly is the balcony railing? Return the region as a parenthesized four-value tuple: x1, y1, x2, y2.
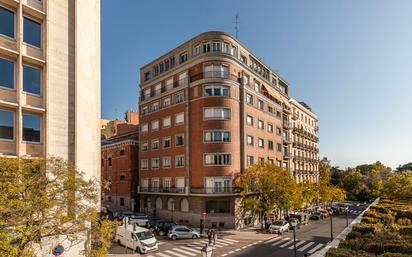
(190, 71, 240, 84)
(292, 112, 299, 120)
(140, 77, 189, 101)
(283, 153, 291, 159)
(139, 187, 186, 193)
(283, 137, 292, 144)
(283, 120, 292, 129)
(282, 104, 292, 114)
(190, 187, 241, 194)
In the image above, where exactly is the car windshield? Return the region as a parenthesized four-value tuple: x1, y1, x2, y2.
(135, 231, 153, 240)
(273, 220, 284, 226)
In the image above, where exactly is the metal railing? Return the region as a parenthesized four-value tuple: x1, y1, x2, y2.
(140, 77, 189, 101)
(139, 187, 185, 193)
(190, 71, 240, 83)
(190, 187, 241, 194)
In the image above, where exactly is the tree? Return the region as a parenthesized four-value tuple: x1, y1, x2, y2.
(318, 162, 345, 204)
(298, 180, 318, 210)
(235, 163, 300, 229)
(396, 162, 412, 173)
(0, 157, 117, 257)
(383, 172, 412, 199)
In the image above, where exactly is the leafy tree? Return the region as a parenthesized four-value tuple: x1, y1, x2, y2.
(0, 157, 117, 257)
(383, 172, 412, 199)
(396, 162, 412, 172)
(235, 163, 300, 229)
(330, 166, 344, 186)
(318, 162, 346, 203)
(298, 180, 318, 210)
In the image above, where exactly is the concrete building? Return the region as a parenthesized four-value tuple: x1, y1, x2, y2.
(102, 125, 139, 212)
(290, 99, 320, 183)
(0, 0, 100, 255)
(137, 31, 318, 229)
(101, 110, 139, 139)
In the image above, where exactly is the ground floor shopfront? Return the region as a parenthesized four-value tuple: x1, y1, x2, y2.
(138, 193, 258, 229)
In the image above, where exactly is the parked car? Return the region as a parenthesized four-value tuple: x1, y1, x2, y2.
(310, 212, 324, 220)
(168, 226, 200, 240)
(318, 209, 330, 218)
(129, 214, 149, 227)
(289, 213, 310, 225)
(269, 220, 290, 234)
(148, 220, 177, 236)
(288, 218, 301, 230)
(115, 224, 158, 254)
(121, 211, 135, 218)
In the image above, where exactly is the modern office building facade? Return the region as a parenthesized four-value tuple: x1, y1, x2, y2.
(137, 31, 318, 228)
(290, 99, 319, 183)
(0, 0, 100, 255)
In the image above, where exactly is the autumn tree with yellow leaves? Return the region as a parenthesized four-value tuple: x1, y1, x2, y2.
(0, 157, 117, 257)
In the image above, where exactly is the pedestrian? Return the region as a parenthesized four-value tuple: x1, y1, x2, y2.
(207, 229, 212, 245)
(212, 229, 217, 246)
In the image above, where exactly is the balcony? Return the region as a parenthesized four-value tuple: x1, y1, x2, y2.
(283, 120, 292, 130)
(140, 77, 189, 101)
(292, 112, 299, 120)
(283, 137, 292, 144)
(190, 187, 241, 195)
(190, 71, 239, 84)
(283, 153, 291, 160)
(139, 187, 186, 194)
(282, 104, 292, 114)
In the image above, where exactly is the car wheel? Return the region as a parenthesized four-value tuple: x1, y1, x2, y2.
(172, 235, 177, 240)
(117, 239, 122, 246)
(136, 247, 142, 254)
(159, 231, 165, 236)
(192, 234, 198, 239)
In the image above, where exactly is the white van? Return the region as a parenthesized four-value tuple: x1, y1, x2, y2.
(115, 224, 159, 254)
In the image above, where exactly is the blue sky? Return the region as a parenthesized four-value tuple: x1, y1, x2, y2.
(101, 0, 412, 169)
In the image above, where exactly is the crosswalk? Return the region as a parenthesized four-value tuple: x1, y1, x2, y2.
(147, 238, 240, 257)
(348, 209, 362, 214)
(263, 235, 325, 254)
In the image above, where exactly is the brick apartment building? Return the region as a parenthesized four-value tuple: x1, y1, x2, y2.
(101, 122, 139, 212)
(137, 31, 319, 229)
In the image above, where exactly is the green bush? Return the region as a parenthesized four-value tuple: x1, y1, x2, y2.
(396, 218, 411, 226)
(326, 248, 374, 257)
(352, 223, 382, 235)
(381, 253, 412, 257)
(361, 216, 379, 224)
(399, 226, 412, 236)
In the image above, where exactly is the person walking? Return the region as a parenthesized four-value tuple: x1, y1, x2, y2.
(207, 229, 212, 245)
(212, 229, 217, 246)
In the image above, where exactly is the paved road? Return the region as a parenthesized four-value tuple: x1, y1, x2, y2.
(108, 203, 367, 257)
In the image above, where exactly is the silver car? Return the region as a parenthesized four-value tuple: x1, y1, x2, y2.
(168, 226, 200, 240)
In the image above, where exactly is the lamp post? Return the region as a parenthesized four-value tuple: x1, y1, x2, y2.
(171, 199, 175, 222)
(330, 210, 333, 241)
(292, 224, 297, 257)
(345, 206, 349, 227)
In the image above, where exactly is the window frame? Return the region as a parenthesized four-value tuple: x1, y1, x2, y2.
(23, 16, 42, 49)
(0, 5, 16, 40)
(0, 108, 15, 141)
(22, 113, 41, 144)
(203, 107, 231, 120)
(203, 130, 231, 143)
(0, 56, 15, 90)
(204, 153, 232, 166)
(175, 155, 185, 168)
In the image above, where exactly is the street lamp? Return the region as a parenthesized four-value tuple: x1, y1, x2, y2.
(171, 199, 175, 222)
(292, 224, 297, 257)
(345, 206, 349, 227)
(330, 210, 333, 241)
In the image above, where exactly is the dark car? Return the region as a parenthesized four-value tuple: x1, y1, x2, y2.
(310, 212, 324, 220)
(289, 213, 310, 225)
(148, 220, 177, 236)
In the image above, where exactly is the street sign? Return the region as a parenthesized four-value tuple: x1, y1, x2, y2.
(201, 211, 207, 217)
(51, 244, 64, 256)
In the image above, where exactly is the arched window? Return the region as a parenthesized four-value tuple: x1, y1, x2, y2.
(155, 197, 162, 209)
(181, 198, 189, 212)
(167, 198, 175, 211)
(147, 197, 151, 209)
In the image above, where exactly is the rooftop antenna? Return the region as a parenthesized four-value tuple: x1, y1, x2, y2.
(235, 12, 239, 39)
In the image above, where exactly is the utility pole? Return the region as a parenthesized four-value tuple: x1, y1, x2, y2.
(330, 212, 333, 241)
(235, 12, 239, 39)
(293, 225, 297, 257)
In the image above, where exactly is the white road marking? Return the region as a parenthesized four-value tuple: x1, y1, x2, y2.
(234, 248, 241, 251)
(156, 253, 171, 257)
(173, 247, 197, 256)
(308, 243, 324, 253)
(279, 240, 295, 248)
(222, 238, 238, 243)
(298, 242, 315, 251)
(228, 250, 235, 254)
(288, 240, 306, 249)
(271, 237, 290, 246)
(165, 249, 187, 257)
(241, 246, 247, 249)
(158, 242, 166, 245)
(221, 254, 228, 257)
(265, 236, 280, 243)
(219, 239, 236, 244)
(181, 246, 201, 254)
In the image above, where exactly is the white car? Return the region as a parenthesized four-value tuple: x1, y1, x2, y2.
(269, 220, 290, 234)
(168, 226, 200, 240)
(129, 214, 149, 227)
(115, 224, 158, 254)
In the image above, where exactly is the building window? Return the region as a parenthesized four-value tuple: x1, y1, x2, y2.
(268, 106, 273, 114)
(119, 149, 125, 156)
(259, 157, 265, 165)
(247, 156, 254, 166)
(0, 57, 15, 89)
(204, 65, 229, 78)
(144, 72, 150, 81)
(151, 158, 160, 169)
(246, 93, 253, 104)
(120, 175, 125, 181)
(268, 123, 273, 133)
(246, 115, 253, 126)
(206, 200, 230, 213)
(276, 127, 282, 136)
(258, 120, 264, 129)
(108, 157, 112, 166)
(141, 123, 148, 133)
(170, 56, 176, 68)
(23, 17, 41, 48)
(141, 142, 148, 152)
(268, 140, 274, 150)
(277, 143, 282, 152)
(202, 42, 211, 53)
(22, 113, 41, 143)
(204, 85, 229, 97)
(246, 135, 253, 146)
(0, 6, 14, 39)
(176, 92, 184, 103)
(120, 197, 125, 206)
(175, 134, 184, 146)
(141, 105, 148, 115)
(181, 198, 189, 212)
(258, 100, 264, 110)
(241, 55, 247, 64)
(163, 97, 171, 107)
(141, 159, 148, 170)
(193, 45, 201, 55)
(204, 130, 231, 142)
(151, 139, 159, 150)
(163, 157, 171, 168)
(163, 116, 171, 128)
(175, 155, 184, 168)
(203, 107, 230, 120)
(0, 109, 14, 140)
(151, 120, 159, 131)
(179, 52, 188, 63)
(175, 112, 184, 125)
(204, 153, 231, 166)
(151, 101, 159, 112)
(163, 137, 171, 148)
(212, 41, 221, 52)
(258, 138, 264, 148)
(223, 42, 230, 53)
